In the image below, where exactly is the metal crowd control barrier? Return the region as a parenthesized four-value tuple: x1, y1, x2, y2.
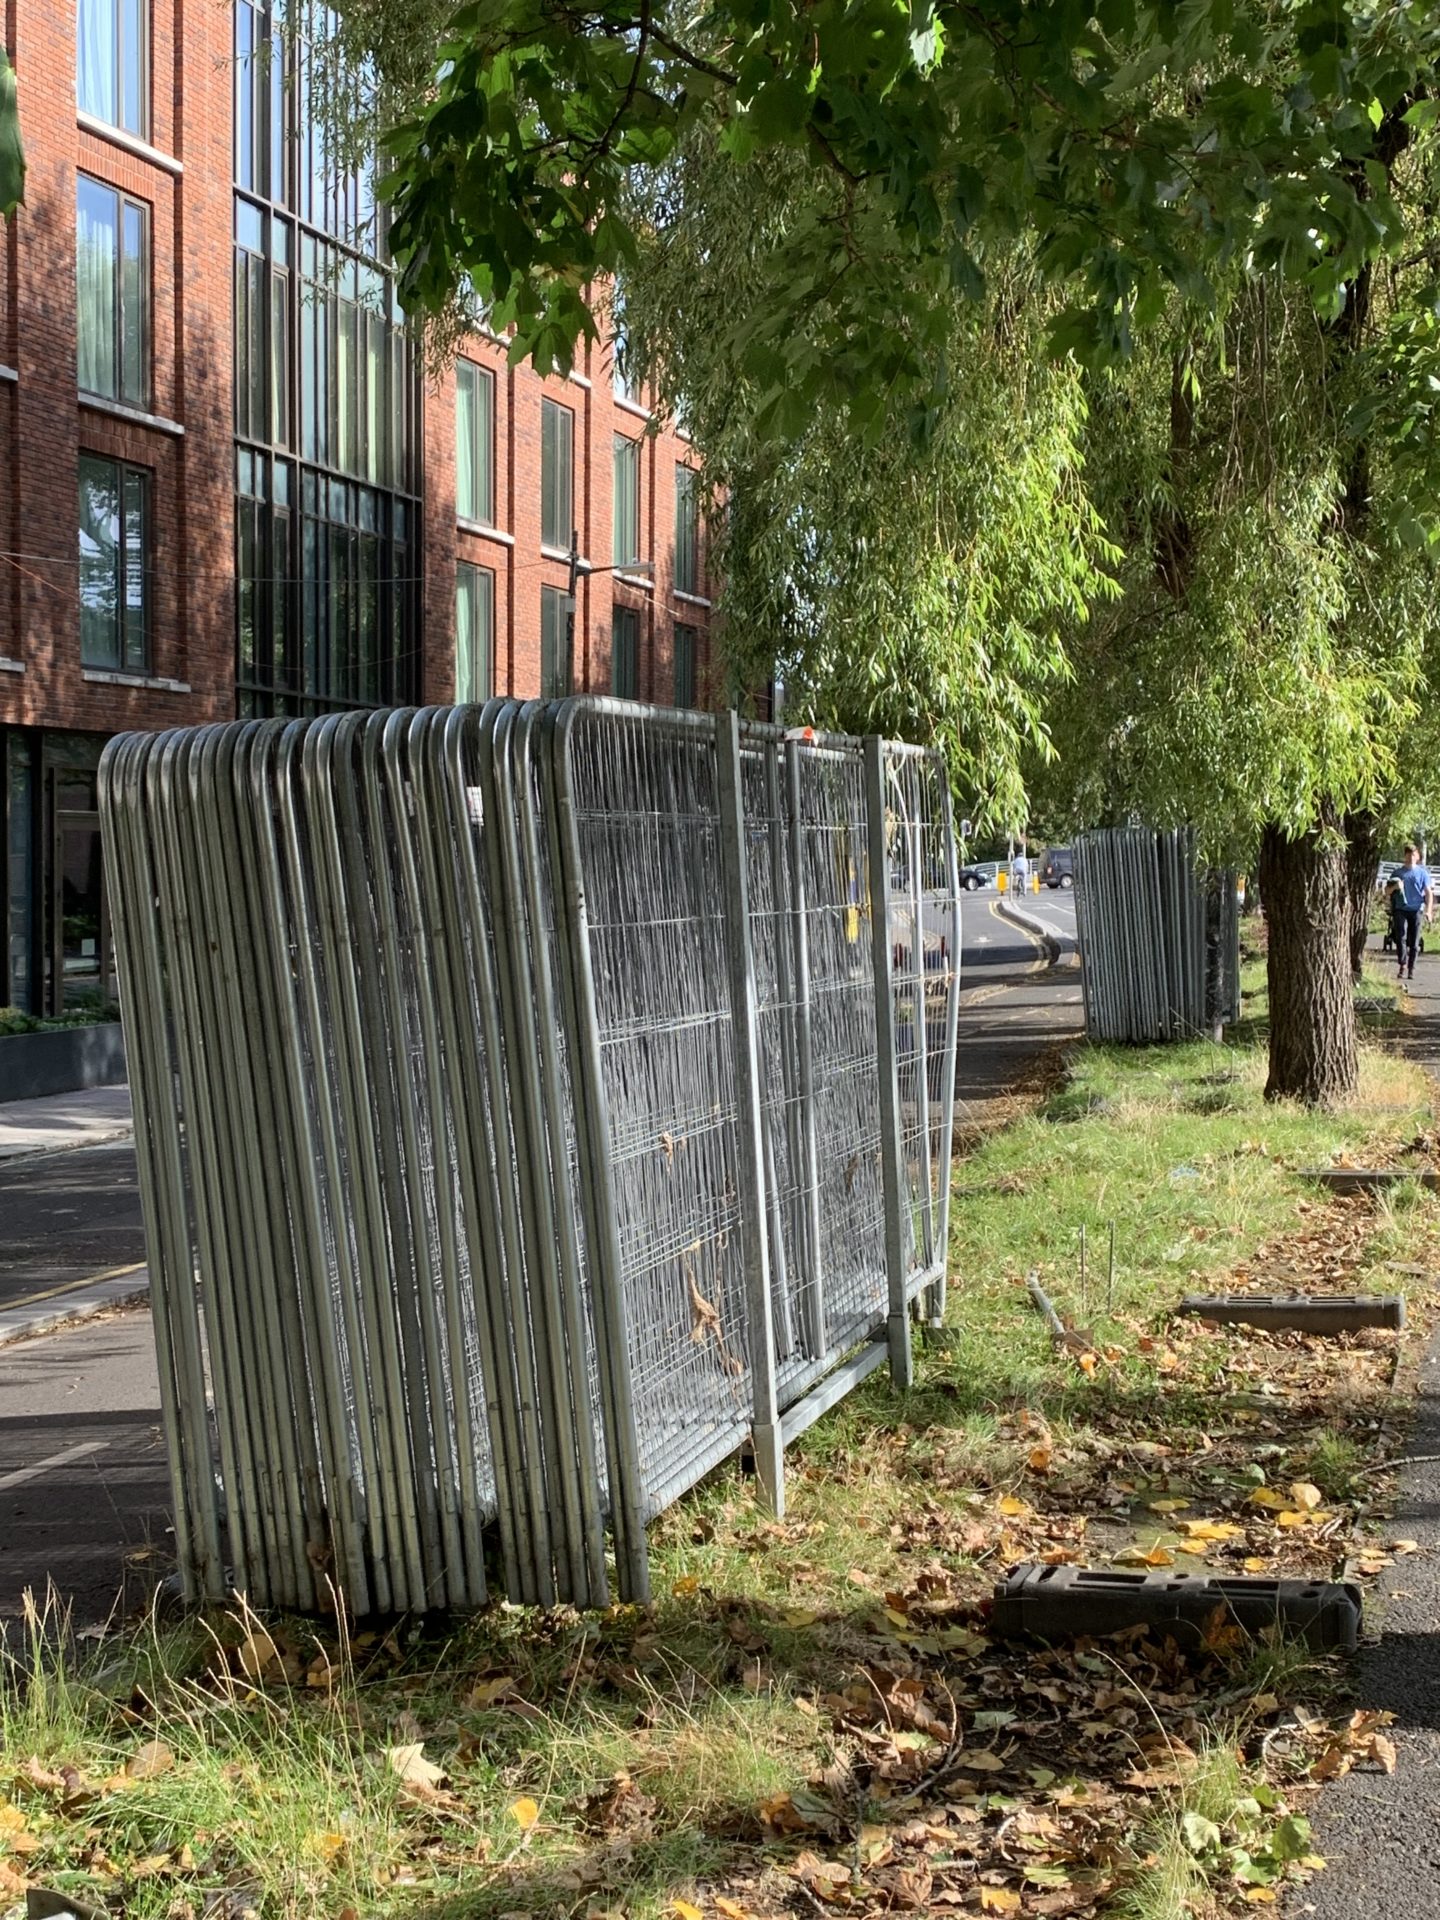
(98, 700, 960, 1612)
(1072, 826, 1240, 1043)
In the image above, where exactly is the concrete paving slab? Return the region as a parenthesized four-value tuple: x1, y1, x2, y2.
(0, 1084, 133, 1160)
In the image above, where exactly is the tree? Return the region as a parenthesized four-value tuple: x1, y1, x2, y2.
(379, 0, 1440, 414)
(0, 50, 23, 216)
(617, 142, 1114, 828)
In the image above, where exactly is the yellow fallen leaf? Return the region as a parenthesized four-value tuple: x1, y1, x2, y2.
(131, 1854, 172, 1879)
(1077, 1351, 1098, 1375)
(509, 1796, 540, 1831)
(464, 1675, 517, 1709)
(1290, 1481, 1323, 1511)
(1027, 1445, 1053, 1472)
(1114, 1545, 1174, 1568)
(782, 1607, 818, 1627)
(997, 1495, 1029, 1517)
(305, 1831, 347, 1865)
(386, 1744, 447, 1794)
(1148, 1498, 1191, 1513)
(671, 1575, 700, 1598)
(0, 1807, 24, 1835)
(1391, 1539, 1421, 1555)
(715, 1902, 752, 1920)
(1247, 1488, 1288, 1510)
(236, 1628, 279, 1680)
(980, 1890, 1022, 1913)
(1177, 1520, 1242, 1541)
(961, 1750, 1007, 1772)
(1276, 1510, 1330, 1529)
(1243, 1890, 1277, 1905)
(1243, 1556, 1269, 1572)
(671, 1902, 703, 1920)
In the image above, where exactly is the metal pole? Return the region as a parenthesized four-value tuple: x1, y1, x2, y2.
(716, 710, 784, 1514)
(863, 736, 913, 1391)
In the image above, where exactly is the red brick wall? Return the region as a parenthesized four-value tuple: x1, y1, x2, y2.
(2, 0, 233, 735)
(3, 0, 709, 732)
(430, 331, 713, 704)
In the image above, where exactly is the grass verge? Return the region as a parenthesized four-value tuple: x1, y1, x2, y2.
(2, 986, 1437, 1920)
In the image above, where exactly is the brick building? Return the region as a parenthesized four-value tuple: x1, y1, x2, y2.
(0, 0, 712, 1018)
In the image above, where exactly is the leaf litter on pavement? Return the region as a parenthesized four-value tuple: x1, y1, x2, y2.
(2, 1021, 1438, 1920)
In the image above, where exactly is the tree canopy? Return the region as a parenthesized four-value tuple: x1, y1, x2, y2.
(382, 0, 1440, 427)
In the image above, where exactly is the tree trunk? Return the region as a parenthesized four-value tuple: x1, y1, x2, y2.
(1259, 814, 1358, 1105)
(1343, 810, 1381, 982)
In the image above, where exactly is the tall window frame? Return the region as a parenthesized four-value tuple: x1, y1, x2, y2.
(541, 399, 574, 552)
(673, 621, 698, 708)
(78, 454, 149, 674)
(456, 561, 495, 701)
(675, 464, 700, 596)
(540, 584, 570, 697)
(77, 0, 148, 138)
(613, 434, 641, 569)
(612, 605, 640, 699)
(456, 361, 496, 527)
(77, 176, 150, 409)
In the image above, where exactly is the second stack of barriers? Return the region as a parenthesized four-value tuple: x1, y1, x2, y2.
(99, 699, 961, 1613)
(1072, 825, 1241, 1043)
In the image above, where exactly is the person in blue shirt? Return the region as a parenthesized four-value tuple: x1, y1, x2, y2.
(1387, 844, 1433, 981)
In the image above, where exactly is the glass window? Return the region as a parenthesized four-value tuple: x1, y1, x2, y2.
(456, 561, 494, 701)
(675, 464, 699, 596)
(613, 435, 640, 568)
(77, 176, 149, 408)
(673, 621, 698, 708)
(540, 584, 570, 698)
(77, 0, 147, 136)
(612, 606, 640, 699)
(541, 398, 573, 551)
(78, 455, 149, 673)
(611, 328, 638, 405)
(456, 361, 495, 525)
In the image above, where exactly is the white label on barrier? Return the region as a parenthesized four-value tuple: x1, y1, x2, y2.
(466, 786, 484, 824)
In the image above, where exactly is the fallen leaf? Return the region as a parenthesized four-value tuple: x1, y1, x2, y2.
(387, 1744, 447, 1792)
(236, 1628, 279, 1680)
(464, 1675, 517, 1709)
(1242, 1892, 1277, 1906)
(0, 1861, 25, 1895)
(1247, 1489, 1288, 1511)
(126, 1741, 174, 1781)
(18, 1758, 64, 1791)
(1373, 1734, 1398, 1774)
(1114, 1545, 1174, 1568)
(961, 1750, 1007, 1772)
(1027, 1446, 1053, 1473)
(305, 1831, 347, 1865)
(1391, 1539, 1421, 1555)
(1148, 1499, 1191, 1514)
(979, 1890, 1022, 1914)
(670, 1902, 703, 1920)
(672, 1575, 701, 1598)
(997, 1496, 1029, 1517)
(1177, 1520, 1242, 1541)
(509, 1796, 541, 1830)
(715, 1900, 752, 1920)
(131, 1854, 172, 1879)
(0, 1807, 24, 1834)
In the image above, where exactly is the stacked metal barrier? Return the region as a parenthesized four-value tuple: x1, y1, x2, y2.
(1072, 826, 1240, 1043)
(99, 700, 960, 1612)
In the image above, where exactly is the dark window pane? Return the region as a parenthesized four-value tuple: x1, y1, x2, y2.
(613, 435, 639, 567)
(76, 178, 117, 399)
(78, 455, 147, 672)
(674, 621, 697, 707)
(675, 464, 699, 595)
(456, 561, 494, 700)
(541, 399, 572, 550)
(541, 584, 569, 697)
(612, 606, 639, 699)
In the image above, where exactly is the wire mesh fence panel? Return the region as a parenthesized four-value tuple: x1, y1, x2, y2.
(101, 698, 963, 1613)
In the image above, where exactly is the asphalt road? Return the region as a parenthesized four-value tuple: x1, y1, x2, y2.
(0, 1142, 145, 1311)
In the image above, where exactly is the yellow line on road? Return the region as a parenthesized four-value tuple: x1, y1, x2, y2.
(989, 899, 1051, 975)
(3, 1262, 146, 1314)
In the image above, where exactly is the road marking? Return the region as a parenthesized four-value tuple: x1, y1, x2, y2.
(2, 1262, 146, 1314)
(0, 1441, 109, 1492)
(988, 900, 1051, 975)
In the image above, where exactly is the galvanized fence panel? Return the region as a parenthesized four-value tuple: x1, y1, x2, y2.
(100, 699, 961, 1612)
(1073, 825, 1239, 1044)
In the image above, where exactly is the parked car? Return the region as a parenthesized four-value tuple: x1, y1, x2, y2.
(958, 863, 996, 891)
(1041, 848, 1075, 889)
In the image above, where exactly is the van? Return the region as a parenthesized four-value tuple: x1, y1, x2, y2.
(1041, 848, 1074, 889)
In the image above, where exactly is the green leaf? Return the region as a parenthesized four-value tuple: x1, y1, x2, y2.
(1182, 1811, 1223, 1855)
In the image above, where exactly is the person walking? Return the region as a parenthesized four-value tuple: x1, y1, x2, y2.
(1388, 844, 1433, 981)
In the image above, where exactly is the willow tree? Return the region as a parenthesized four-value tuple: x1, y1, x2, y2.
(615, 144, 1113, 830)
(1037, 263, 1440, 1102)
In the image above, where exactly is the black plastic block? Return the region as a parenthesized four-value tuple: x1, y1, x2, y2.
(990, 1562, 1362, 1651)
(1176, 1293, 1405, 1332)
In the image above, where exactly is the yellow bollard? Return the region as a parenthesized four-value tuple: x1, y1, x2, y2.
(997, 869, 1008, 893)
(1031, 872, 1040, 894)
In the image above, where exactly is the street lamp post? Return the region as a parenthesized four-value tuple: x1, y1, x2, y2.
(563, 526, 655, 695)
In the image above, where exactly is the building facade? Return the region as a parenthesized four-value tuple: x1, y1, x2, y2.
(0, 0, 712, 1017)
